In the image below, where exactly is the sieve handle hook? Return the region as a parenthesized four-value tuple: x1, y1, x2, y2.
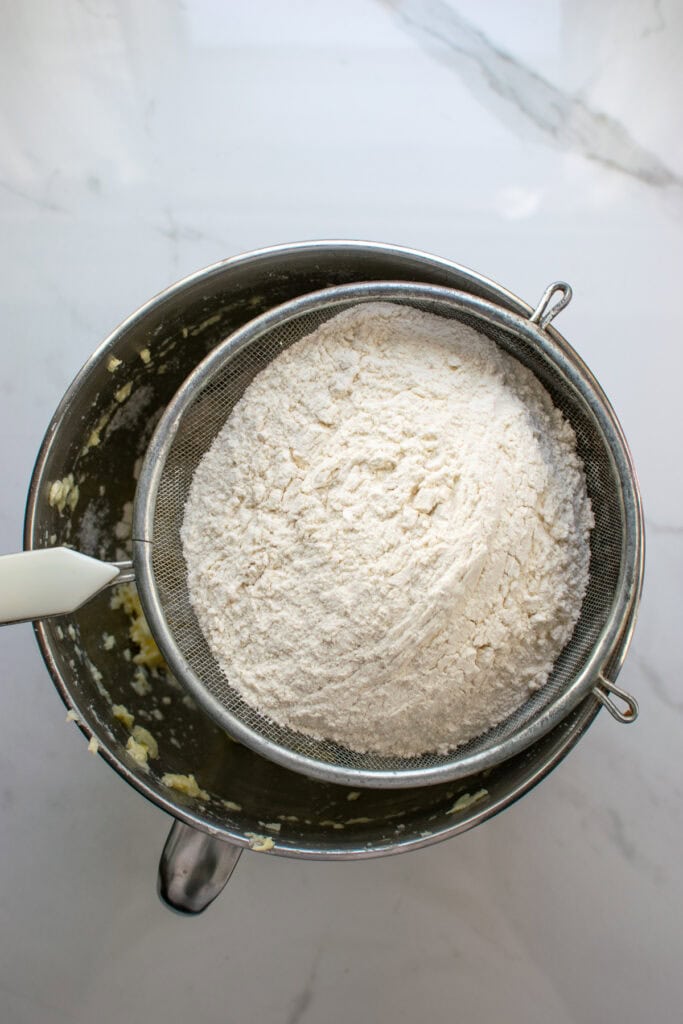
(593, 674, 639, 724)
(158, 819, 242, 915)
(0, 547, 134, 626)
(529, 281, 573, 329)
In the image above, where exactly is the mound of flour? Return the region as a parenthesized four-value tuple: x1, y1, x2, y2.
(181, 303, 593, 757)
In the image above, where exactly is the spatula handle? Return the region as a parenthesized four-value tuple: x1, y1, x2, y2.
(0, 547, 131, 625)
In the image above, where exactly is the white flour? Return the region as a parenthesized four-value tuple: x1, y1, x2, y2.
(181, 303, 593, 757)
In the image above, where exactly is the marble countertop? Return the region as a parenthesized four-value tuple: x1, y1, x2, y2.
(0, 2, 680, 1022)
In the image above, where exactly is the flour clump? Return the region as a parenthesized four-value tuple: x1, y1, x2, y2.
(181, 303, 593, 757)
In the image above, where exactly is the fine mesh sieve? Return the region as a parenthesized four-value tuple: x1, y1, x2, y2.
(133, 281, 643, 788)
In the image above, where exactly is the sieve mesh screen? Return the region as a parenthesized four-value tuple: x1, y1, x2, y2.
(148, 290, 625, 778)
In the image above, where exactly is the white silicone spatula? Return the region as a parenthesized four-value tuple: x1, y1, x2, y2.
(0, 548, 134, 625)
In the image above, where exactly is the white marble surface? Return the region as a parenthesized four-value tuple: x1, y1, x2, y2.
(0, 2, 681, 1021)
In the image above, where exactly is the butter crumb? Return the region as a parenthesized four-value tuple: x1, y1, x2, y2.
(124, 720, 158, 770)
(87, 736, 99, 755)
(66, 709, 80, 723)
(346, 817, 371, 825)
(319, 819, 345, 830)
(245, 832, 275, 852)
(262, 822, 281, 833)
(48, 474, 79, 514)
(107, 355, 122, 372)
(85, 412, 110, 451)
(131, 667, 151, 697)
(190, 314, 221, 336)
(447, 789, 489, 815)
(131, 725, 158, 758)
(222, 800, 242, 812)
(126, 737, 150, 769)
(112, 704, 135, 730)
(346, 791, 361, 801)
(111, 583, 166, 669)
(114, 381, 133, 403)
(126, 725, 158, 768)
(102, 632, 116, 650)
(139, 347, 151, 364)
(162, 773, 209, 801)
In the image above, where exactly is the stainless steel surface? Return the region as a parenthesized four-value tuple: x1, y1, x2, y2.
(23, 241, 642, 871)
(158, 820, 242, 915)
(593, 674, 639, 722)
(529, 281, 573, 328)
(113, 560, 135, 585)
(135, 277, 643, 788)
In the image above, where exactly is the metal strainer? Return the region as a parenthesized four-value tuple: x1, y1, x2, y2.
(131, 280, 643, 788)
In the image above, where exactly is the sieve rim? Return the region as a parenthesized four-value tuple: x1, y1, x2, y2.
(132, 281, 644, 788)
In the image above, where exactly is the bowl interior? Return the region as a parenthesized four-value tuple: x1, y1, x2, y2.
(27, 242, 603, 855)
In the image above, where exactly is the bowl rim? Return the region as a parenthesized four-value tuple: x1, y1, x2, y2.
(23, 239, 636, 857)
(133, 278, 643, 788)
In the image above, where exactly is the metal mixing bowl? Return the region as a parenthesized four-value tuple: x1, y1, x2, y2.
(24, 241, 641, 913)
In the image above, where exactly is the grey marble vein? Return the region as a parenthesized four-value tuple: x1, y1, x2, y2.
(285, 950, 322, 1024)
(604, 807, 639, 866)
(554, 777, 665, 885)
(382, 0, 682, 189)
(642, 0, 666, 38)
(602, 805, 665, 886)
(0, 179, 66, 214)
(155, 207, 223, 246)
